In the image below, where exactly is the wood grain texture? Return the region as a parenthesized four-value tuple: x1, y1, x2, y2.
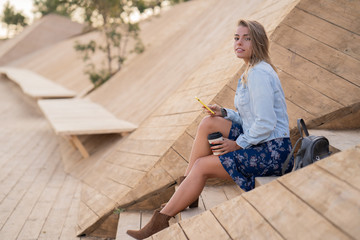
(243, 180, 350, 240)
(279, 163, 360, 239)
(0, 67, 76, 98)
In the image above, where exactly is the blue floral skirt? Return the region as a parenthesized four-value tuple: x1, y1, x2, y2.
(219, 122, 293, 191)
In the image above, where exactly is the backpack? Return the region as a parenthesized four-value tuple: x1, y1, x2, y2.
(282, 118, 332, 175)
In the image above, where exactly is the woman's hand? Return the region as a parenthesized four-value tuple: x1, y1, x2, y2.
(204, 104, 222, 117)
(210, 138, 242, 155)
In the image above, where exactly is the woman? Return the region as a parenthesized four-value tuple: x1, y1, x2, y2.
(127, 19, 293, 239)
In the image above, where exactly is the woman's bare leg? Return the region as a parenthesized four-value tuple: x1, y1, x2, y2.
(161, 155, 233, 216)
(184, 116, 232, 176)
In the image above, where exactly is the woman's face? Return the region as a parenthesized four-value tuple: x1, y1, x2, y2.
(234, 25, 252, 63)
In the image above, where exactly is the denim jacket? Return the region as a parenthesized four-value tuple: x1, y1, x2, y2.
(224, 61, 290, 149)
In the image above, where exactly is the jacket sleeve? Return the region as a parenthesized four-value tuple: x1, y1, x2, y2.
(236, 69, 277, 148)
(223, 108, 243, 126)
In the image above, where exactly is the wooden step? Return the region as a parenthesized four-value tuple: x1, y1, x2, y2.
(309, 129, 360, 151)
(178, 184, 243, 221)
(255, 176, 279, 188)
(116, 210, 153, 240)
(115, 184, 243, 239)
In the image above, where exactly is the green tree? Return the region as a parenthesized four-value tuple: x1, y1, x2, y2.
(1, 1, 28, 38)
(73, 0, 145, 87)
(33, 0, 76, 17)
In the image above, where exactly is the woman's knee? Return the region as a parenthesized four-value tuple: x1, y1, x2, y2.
(198, 116, 220, 133)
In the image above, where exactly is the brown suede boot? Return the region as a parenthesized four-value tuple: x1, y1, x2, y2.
(160, 176, 199, 209)
(126, 210, 171, 239)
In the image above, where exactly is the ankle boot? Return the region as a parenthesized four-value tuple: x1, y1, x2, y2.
(126, 209, 171, 239)
(160, 175, 199, 209)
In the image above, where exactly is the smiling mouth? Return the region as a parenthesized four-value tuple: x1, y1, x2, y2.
(235, 48, 244, 52)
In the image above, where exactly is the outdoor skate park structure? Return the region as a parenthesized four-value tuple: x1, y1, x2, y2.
(0, 0, 359, 239)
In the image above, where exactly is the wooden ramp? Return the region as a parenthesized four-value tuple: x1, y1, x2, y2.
(269, 0, 360, 130)
(154, 145, 360, 239)
(0, 66, 76, 99)
(0, 14, 84, 66)
(78, 0, 360, 237)
(76, 0, 300, 236)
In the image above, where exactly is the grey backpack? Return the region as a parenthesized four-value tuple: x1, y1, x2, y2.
(282, 119, 331, 175)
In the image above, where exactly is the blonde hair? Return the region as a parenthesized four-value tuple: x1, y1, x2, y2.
(238, 19, 276, 84)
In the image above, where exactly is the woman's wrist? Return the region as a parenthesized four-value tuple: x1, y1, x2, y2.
(221, 107, 227, 117)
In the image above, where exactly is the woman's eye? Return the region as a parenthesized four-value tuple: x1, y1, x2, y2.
(234, 37, 239, 41)
(245, 37, 251, 41)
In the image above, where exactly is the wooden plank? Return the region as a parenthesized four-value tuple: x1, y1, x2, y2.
(38, 99, 137, 135)
(222, 184, 243, 200)
(159, 148, 188, 181)
(79, 184, 116, 218)
(283, 8, 360, 61)
(37, 174, 79, 240)
(171, 132, 194, 163)
(0, 130, 50, 202)
(201, 185, 229, 210)
(152, 223, 188, 240)
(105, 151, 158, 172)
(76, 201, 100, 234)
(59, 184, 81, 240)
(279, 164, 360, 239)
(102, 163, 146, 188)
(213, 85, 236, 108)
(285, 100, 314, 129)
(179, 195, 205, 220)
(17, 163, 67, 240)
(315, 146, 360, 191)
(0, 67, 76, 98)
(70, 135, 89, 158)
(309, 129, 360, 151)
(271, 42, 360, 107)
(129, 125, 186, 141)
(272, 24, 360, 87)
(0, 149, 61, 239)
(180, 211, 230, 239)
(120, 165, 174, 204)
(254, 176, 278, 187)
(140, 211, 153, 228)
(243, 180, 350, 239)
(278, 71, 342, 117)
(115, 138, 173, 156)
(212, 196, 283, 240)
(0, 137, 59, 229)
(141, 112, 197, 128)
(116, 211, 141, 240)
(297, 0, 360, 34)
(97, 179, 132, 203)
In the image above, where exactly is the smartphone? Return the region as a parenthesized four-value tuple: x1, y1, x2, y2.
(195, 96, 215, 114)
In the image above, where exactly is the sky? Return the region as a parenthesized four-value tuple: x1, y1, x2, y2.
(0, 0, 34, 38)
(0, 0, 170, 38)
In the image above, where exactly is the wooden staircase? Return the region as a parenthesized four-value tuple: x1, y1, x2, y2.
(115, 183, 243, 239)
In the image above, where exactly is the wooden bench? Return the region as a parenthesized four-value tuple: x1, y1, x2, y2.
(38, 98, 137, 158)
(0, 66, 76, 99)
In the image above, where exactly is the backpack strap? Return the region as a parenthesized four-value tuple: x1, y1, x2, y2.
(297, 118, 309, 137)
(281, 137, 302, 175)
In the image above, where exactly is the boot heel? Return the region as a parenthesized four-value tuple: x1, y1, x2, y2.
(189, 198, 199, 208)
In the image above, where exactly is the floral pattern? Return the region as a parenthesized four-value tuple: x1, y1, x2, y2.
(219, 122, 293, 191)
